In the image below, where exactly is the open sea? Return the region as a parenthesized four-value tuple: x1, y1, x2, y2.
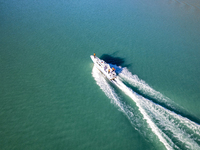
(1, 0, 200, 149)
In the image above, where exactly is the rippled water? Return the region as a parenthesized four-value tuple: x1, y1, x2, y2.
(1, 0, 200, 149)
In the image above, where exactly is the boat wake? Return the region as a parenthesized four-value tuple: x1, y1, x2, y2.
(92, 66, 200, 150)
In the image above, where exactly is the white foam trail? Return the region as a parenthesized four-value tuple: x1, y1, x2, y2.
(114, 78, 173, 150)
(92, 66, 141, 122)
(119, 67, 171, 104)
(92, 66, 154, 140)
(114, 78, 200, 149)
(137, 92, 200, 149)
(119, 67, 200, 136)
(91, 66, 200, 150)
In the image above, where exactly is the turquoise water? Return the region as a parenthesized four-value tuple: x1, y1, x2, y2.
(1, 0, 200, 149)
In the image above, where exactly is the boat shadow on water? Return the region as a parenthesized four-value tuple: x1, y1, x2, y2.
(100, 53, 131, 74)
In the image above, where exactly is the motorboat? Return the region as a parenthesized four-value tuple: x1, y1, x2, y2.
(90, 54, 117, 80)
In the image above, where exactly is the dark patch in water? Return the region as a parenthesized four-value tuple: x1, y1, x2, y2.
(100, 53, 130, 67)
(100, 54, 125, 66)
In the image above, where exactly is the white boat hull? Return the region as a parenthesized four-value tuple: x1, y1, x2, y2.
(90, 55, 117, 80)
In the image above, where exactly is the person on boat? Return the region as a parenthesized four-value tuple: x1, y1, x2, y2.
(94, 53, 96, 58)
